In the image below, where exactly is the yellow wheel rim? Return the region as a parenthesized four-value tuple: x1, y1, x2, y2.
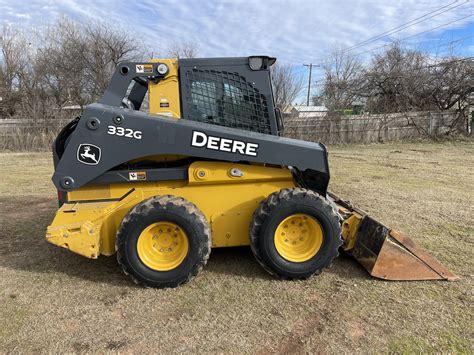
(137, 221, 189, 271)
(274, 213, 323, 263)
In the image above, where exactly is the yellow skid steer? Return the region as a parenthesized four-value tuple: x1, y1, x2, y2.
(46, 57, 457, 288)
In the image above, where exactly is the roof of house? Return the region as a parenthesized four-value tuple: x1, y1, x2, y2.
(291, 105, 328, 112)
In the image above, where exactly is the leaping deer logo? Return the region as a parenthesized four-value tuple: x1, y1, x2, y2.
(77, 144, 101, 165)
(81, 146, 98, 163)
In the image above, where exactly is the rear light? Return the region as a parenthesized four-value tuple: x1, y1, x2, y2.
(57, 190, 68, 207)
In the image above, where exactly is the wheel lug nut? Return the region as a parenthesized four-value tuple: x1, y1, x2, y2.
(160, 248, 164, 252)
(159, 229, 163, 233)
(174, 242, 178, 246)
(168, 248, 172, 252)
(167, 228, 171, 232)
(284, 239, 289, 243)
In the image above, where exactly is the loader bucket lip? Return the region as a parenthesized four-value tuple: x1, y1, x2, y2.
(368, 230, 460, 281)
(346, 214, 459, 282)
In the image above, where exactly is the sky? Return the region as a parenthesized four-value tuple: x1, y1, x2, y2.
(1, 0, 473, 102)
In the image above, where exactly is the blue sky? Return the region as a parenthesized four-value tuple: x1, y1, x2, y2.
(1, 0, 472, 102)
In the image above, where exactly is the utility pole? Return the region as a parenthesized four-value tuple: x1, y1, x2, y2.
(303, 63, 313, 106)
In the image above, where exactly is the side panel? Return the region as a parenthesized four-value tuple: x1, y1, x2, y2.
(52, 103, 330, 193)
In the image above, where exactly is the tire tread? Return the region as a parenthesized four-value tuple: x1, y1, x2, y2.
(250, 188, 342, 280)
(116, 195, 211, 288)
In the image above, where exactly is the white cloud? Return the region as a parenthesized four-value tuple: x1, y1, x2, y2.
(0, 0, 472, 66)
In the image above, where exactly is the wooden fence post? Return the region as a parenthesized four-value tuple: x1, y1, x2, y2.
(428, 112, 433, 137)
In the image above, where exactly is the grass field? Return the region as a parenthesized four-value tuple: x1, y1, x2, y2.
(0, 141, 473, 353)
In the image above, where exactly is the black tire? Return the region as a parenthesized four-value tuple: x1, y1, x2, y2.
(116, 195, 211, 288)
(250, 188, 342, 279)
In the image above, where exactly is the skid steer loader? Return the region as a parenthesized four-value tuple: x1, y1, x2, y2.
(46, 56, 457, 288)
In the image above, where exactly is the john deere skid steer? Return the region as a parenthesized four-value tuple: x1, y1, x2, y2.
(46, 56, 457, 288)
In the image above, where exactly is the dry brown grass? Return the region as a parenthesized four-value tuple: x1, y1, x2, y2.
(0, 141, 473, 353)
(0, 126, 65, 152)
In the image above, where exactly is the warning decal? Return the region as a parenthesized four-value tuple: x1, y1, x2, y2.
(129, 171, 147, 181)
(136, 64, 153, 74)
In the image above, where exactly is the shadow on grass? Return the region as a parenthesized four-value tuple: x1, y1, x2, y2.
(207, 247, 372, 282)
(0, 197, 133, 287)
(327, 252, 371, 281)
(0, 196, 371, 286)
(206, 246, 271, 280)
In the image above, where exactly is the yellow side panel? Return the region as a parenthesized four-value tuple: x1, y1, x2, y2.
(48, 162, 296, 257)
(174, 181, 294, 247)
(68, 185, 111, 201)
(148, 58, 181, 118)
(46, 193, 144, 258)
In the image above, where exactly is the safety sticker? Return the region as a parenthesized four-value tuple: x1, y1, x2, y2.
(136, 64, 153, 74)
(129, 171, 147, 181)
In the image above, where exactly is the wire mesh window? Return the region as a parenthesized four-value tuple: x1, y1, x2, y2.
(183, 69, 271, 134)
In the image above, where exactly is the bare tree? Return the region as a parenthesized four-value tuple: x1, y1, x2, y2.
(361, 43, 473, 134)
(320, 46, 363, 112)
(0, 16, 144, 150)
(34, 17, 142, 108)
(167, 41, 199, 58)
(362, 43, 430, 114)
(0, 26, 30, 117)
(429, 57, 473, 110)
(271, 63, 304, 111)
(428, 56, 473, 133)
(311, 94, 325, 106)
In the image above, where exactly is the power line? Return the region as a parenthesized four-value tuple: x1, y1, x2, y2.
(342, 0, 468, 53)
(425, 34, 474, 51)
(351, 14, 474, 59)
(288, 7, 472, 102)
(295, 36, 473, 95)
(282, 1, 471, 70)
(424, 56, 473, 68)
(316, 14, 474, 64)
(310, 0, 471, 64)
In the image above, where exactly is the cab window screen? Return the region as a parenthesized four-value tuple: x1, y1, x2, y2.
(184, 69, 271, 134)
(190, 81, 218, 120)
